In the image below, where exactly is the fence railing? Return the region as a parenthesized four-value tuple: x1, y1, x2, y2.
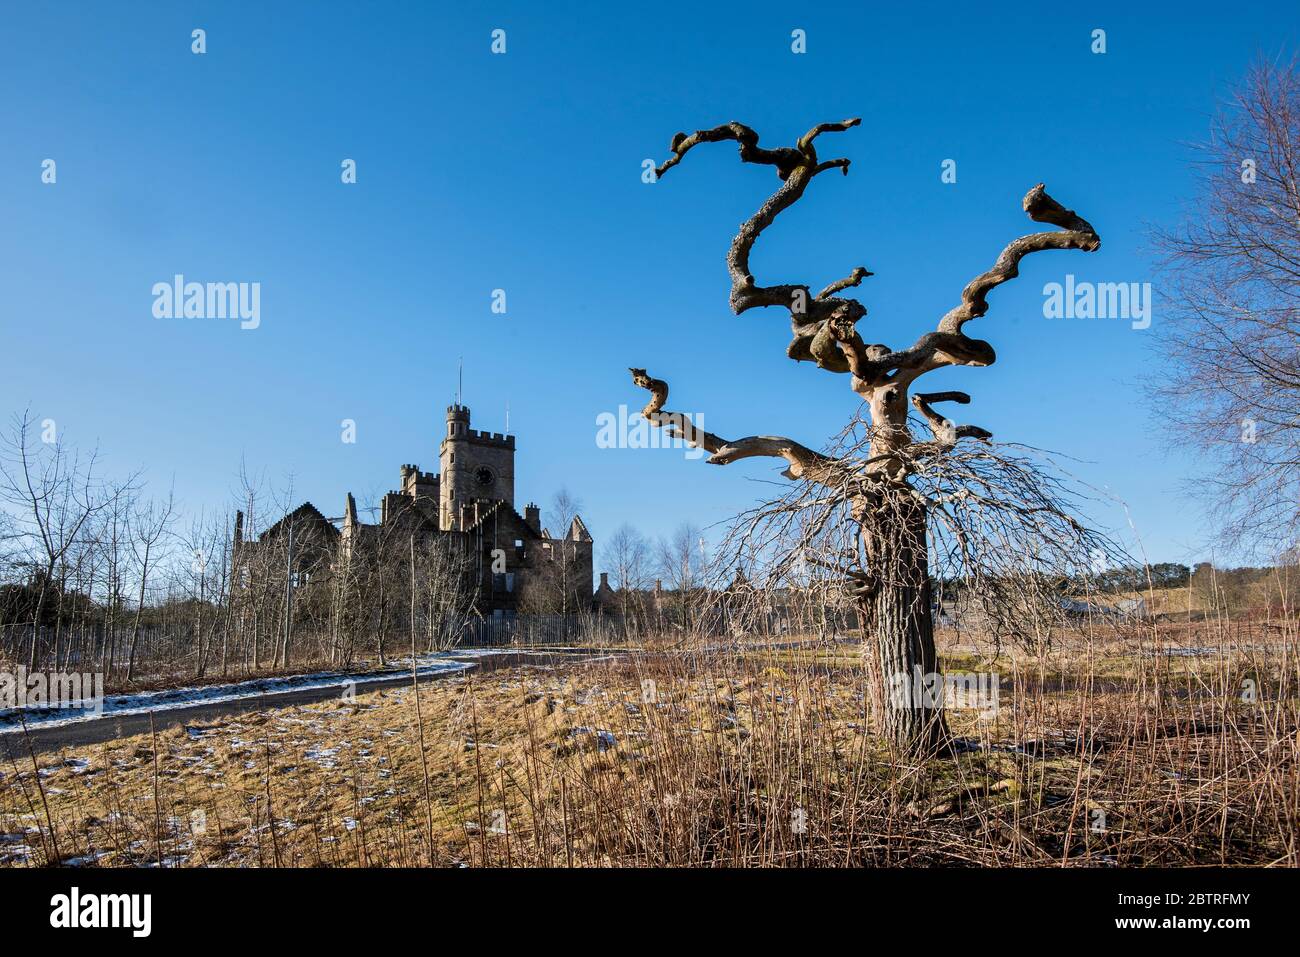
(2, 605, 862, 674)
(458, 615, 617, 646)
(0, 622, 196, 670)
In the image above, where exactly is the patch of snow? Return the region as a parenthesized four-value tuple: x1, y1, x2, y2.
(63, 849, 111, 867)
(0, 657, 476, 734)
(570, 727, 617, 752)
(304, 747, 340, 769)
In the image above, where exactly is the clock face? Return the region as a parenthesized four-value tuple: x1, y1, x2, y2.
(474, 466, 494, 488)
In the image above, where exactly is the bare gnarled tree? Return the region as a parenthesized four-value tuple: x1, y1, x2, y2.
(1152, 56, 1300, 558)
(627, 118, 1102, 755)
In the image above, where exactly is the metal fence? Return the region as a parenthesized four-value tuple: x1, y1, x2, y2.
(459, 614, 616, 646)
(0, 622, 192, 670)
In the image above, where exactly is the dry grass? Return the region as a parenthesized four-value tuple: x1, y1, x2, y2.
(1, 618, 1296, 868)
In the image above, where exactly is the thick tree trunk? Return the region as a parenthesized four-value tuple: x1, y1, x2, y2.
(861, 385, 949, 756)
(862, 497, 949, 756)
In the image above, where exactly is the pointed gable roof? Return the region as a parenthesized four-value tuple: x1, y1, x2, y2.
(464, 499, 546, 540)
(568, 515, 592, 543)
(726, 567, 753, 594)
(258, 502, 340, 542)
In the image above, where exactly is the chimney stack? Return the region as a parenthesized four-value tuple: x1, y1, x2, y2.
(524, 502, 541, 533)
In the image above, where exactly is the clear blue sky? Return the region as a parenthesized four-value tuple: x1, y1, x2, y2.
(1, 1, 1291, 568)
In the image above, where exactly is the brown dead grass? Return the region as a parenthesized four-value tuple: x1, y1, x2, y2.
(2, 617, 1297, 868)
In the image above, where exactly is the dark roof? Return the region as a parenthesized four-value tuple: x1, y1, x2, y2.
(393, 495, 441, 532)
(465, 500, 545, 540)
(726, 568, 753, 592)
(258, 502, 341, 542)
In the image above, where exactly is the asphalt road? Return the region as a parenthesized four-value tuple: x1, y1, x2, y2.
(0, 650, 594, 758)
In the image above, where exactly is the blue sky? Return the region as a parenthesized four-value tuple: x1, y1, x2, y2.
(1, 1, 1292, 568)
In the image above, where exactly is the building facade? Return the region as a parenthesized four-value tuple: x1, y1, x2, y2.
(233, 404, 594, 623)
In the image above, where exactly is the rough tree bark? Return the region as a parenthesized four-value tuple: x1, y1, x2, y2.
(627, 118, 1100, 757)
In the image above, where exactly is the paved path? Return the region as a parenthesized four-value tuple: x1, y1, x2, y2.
(0, 650, 597, 758)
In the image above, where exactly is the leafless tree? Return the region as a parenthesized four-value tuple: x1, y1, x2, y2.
(96, 479, 133, 674)
(653, 521, 711, 631)
(125, 488, 175, 680)
(628, 117, 1107, 755)
(0, 409, 108, 669)
(1151, 55, 1300, 558)
(176, 509, 230, 677)
(409, 530, 479, 651)
(603, 523, 650, 592)
(523, 488, 585, 615)
(601, 522, 652, 631)
(546, 489, 581, 538)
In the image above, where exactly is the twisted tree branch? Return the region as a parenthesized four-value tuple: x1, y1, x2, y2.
(911, 391, 994, 448)
(847, 184, 1100, 392)
(654, 118, 867, 373)
(640, 121, 1099, 489)
(938, 184, 1100, 337)
(628, 368, 843, 484)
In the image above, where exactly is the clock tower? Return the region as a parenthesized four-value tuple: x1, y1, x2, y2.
(439, 404, 516, 531)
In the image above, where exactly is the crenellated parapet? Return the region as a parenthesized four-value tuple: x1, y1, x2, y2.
(464, 429, 515, 448)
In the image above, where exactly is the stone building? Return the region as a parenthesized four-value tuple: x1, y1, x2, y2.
(233, 404, 594, 621)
